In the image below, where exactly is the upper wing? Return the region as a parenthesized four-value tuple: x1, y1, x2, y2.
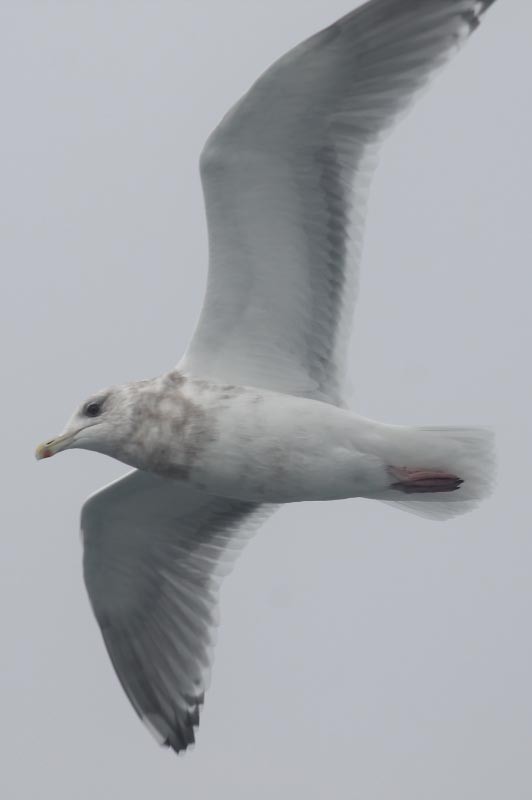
(82, 469, 271, 753)
(180, 0, 497, 405)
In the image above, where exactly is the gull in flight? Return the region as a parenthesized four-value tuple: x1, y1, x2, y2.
(36, 0, 498, 754)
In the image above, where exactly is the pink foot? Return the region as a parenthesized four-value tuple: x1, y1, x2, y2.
(388, 466, 464, 494)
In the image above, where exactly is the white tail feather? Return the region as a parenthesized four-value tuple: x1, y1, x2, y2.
(380, 427, 496, 521)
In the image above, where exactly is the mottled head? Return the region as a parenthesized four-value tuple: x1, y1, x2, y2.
(35, 371, 204, 476)
(35, 385, 134, 462)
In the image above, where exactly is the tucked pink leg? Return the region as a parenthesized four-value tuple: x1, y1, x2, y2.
(388, 466, 464, 494)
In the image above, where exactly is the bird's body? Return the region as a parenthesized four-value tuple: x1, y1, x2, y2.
(83, 369, 489, 507)
(91, 370, 390, 502)
(36, 0, 503, 754)
(178, 377, 390, 504)
(125, 372, 386, 503)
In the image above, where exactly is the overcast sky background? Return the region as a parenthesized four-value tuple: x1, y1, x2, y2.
(2, 1, 531, 798)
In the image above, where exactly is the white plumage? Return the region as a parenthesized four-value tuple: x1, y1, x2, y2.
(36, 0, 499, 754)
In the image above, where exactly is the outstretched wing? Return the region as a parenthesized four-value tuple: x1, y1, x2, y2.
(82, 470, 271, 753)
(180, 0, 497, 405)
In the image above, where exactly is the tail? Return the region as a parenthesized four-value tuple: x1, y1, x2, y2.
(379, 426, 496, 521)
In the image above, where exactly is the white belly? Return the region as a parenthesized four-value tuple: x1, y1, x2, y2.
(183, 382, 391, 503)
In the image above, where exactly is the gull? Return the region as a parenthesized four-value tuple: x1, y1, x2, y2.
(36, 0, 498, 754)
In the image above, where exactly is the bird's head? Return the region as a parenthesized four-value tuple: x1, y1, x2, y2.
(35, 371, 193, 472)
(35, 385, 133, 461)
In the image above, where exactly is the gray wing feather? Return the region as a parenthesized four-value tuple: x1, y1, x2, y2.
(181, 0, 498, 405)
(82, 470, 271, 753)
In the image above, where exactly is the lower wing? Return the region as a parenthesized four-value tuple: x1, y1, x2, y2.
(81, 469, 273, 753)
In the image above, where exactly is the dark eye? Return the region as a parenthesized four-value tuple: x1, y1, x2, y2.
(84, 402, 102, 418)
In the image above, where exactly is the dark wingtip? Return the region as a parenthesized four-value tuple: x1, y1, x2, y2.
(165, 731, 196, 756)
(164, 725, 196, 756)
(460, 0, 498, 32)
(164, 695, 205, 755)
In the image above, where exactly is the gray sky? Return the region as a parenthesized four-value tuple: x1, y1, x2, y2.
(2, 1, 531, 798)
